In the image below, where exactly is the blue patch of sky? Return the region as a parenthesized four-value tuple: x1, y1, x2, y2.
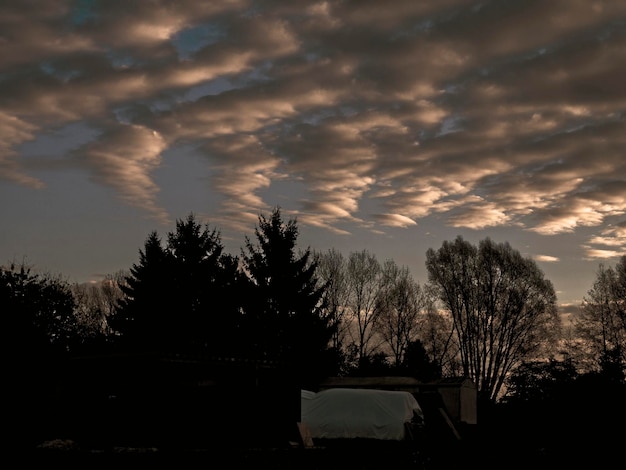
(171, 23, 225, 60)
(105, 50, 136, 69)
(436, 115, 464, 136)
(184, 76, 237, 101)
(391, 19, 433, 41)
(235, 61, 273, 85)
(241, 5, 262, 18)
(40, 61, 82, 82)
(443, 83, 460, 94)
(301, 109, 336, 125)
(114, 95, 176, 118)
(147, 100, 174, 113)
(113, 107, 132, 124)
(39, 62, 58, 77)
(182, 61, 274, 103)
(70, 0, 97, 26)
(305, 52, 319, 62)
(260, 120, 292, 139)
(340, 106, 359, 117)
(118, 96, 176, 116)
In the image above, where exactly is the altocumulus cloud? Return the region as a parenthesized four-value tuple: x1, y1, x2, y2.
(1, 0, 625, 260)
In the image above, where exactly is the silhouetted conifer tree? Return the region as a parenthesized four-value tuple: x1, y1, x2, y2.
(110, 231, 172, 352)
(110, 214, 241, 356)
(240, 207, 337, 387)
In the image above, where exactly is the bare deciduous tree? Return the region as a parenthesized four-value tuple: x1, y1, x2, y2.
(574, 258, 626, 377)
(345, 249, 385, 366)
(72, 270, 127, 338)
(416, 286, 462, 377)
(426, 236, 560, 403)
(315, 248, 350, 350)
(374, 260, 424, 367)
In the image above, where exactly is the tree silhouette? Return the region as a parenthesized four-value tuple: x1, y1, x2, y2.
(1, 261, 76, 449)
(403, 340, 442, 382)
(240, 207, 337, 387)
(109, 231, 173, 352)
(575, 257, 626, 379)
(344, 249, 385, 367)
(416, 288, 461, 378)
(426, 236, 560, 403)
(373, 260, 425, 368)
(71, 270, 127, 353)
(166, 213, 241, 355)
(314, 248, 350, 352)
(315, 249, 446, 377)
(1, 261, 76, 357)
(110, 214, 240, 356)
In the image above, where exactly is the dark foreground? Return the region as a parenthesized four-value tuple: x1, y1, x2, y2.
(22, 442, 423, 469)
(17, 436, 618, 470)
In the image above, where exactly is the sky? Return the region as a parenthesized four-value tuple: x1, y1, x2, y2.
(1, 0, 626, 317)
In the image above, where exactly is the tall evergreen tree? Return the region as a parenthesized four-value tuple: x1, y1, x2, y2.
(167, 214, 240, 354)
(240, 207, 337, 386)
(110, 214, 241, 356)
(110, 231, 173, 352)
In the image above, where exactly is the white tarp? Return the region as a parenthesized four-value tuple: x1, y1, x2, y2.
(300, 388, 424, 441)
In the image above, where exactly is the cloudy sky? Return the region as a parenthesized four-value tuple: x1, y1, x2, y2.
(2, 0, 625, 313)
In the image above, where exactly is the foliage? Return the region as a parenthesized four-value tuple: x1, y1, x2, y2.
(1, 260, 77, 357)
(108, 231, 172, 351)
(346, 350, 393, 377)
(504, 358, 578, 404)
(425, 236, 560, 402)
(109, 213, 241, 355)
(240, 207, 338, 386)
(403, 339, 442, 382)
(491, 357, 626, 460)
(1, 260, 77, 448)
(10, 216, 626, 457)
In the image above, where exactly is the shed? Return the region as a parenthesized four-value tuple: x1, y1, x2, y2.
(419, 377, 477, 425)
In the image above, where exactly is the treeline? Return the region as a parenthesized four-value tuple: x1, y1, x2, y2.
(3, 207, 626, 455)
(4, 208, 626, 392)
